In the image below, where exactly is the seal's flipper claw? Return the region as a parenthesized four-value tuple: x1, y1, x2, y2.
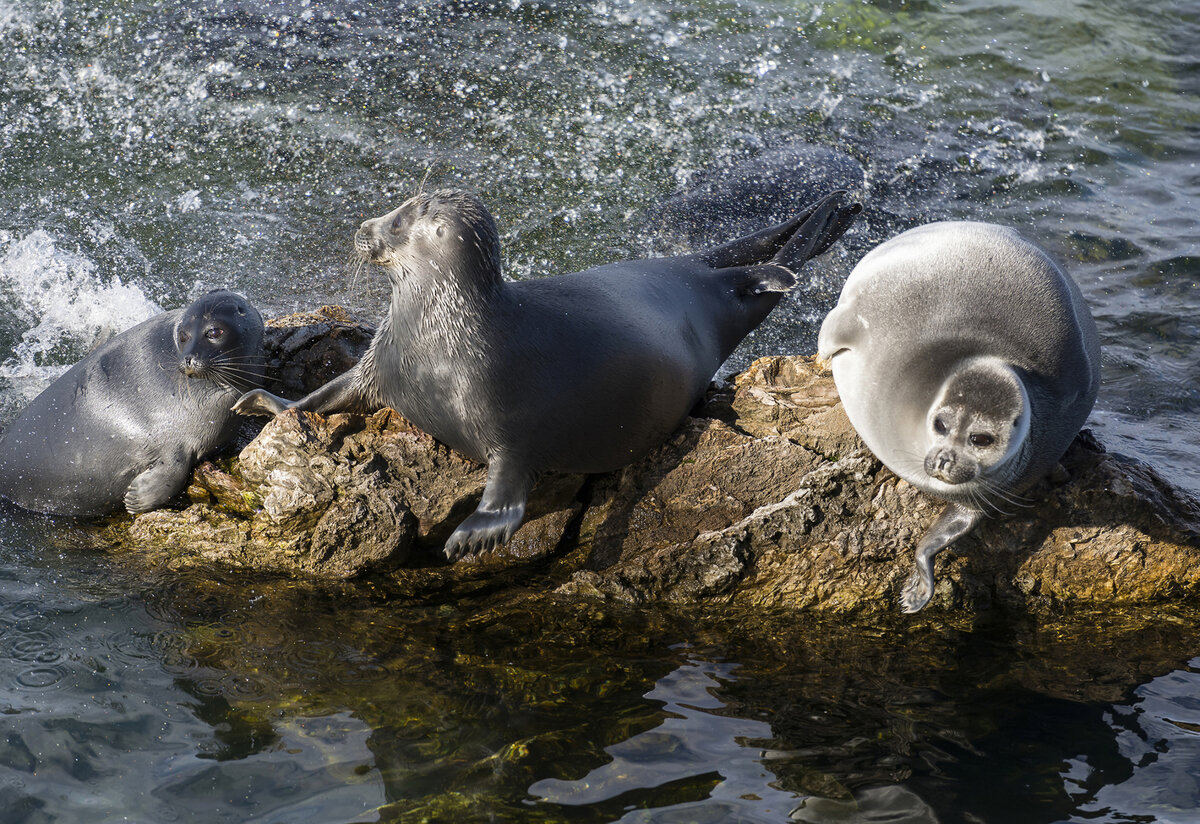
(233, 388, 291, 417)
(899, 567, 934, 614)
(899, 502, 984, 613)
(443, 505, 525, 561)
(443, 456, 531, 562)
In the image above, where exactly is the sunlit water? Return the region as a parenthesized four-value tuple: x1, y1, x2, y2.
(0, 0, 1198, 821)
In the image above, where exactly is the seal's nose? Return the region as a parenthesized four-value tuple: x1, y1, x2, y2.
(925, 448, 958, 481)
(354, 226, 373, 254)
(180, 353, 205, 377)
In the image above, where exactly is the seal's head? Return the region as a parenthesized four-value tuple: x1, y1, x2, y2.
(922, 357, 1030, 490)
(174, 290, 265, 391)
(354, 188, 502, 287)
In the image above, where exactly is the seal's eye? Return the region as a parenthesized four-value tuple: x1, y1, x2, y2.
(435, 224, 445, 238)
(933, 417, 948, 435)
(178, 331, 191, 344)
(969, 433, 995, 448)
(205, 327, 224, 341)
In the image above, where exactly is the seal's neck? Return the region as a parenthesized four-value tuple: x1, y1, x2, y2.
(386, 261, 500, 349)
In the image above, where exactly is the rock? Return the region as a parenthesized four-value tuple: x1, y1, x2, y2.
(96, 312, 1200, 615)
(561, 358, 1200, 614)
(113, 407, 584, 579)
(261, 305, 376, 399)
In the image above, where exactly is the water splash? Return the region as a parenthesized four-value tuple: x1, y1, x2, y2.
(0, 229, 160, 405)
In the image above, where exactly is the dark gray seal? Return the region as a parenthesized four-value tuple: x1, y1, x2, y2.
(236, 188, 860, 558)
(0, 290, 265, 517)
(817, 221, 1100, 612)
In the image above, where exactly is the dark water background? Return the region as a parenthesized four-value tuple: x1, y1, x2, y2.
(0, 0, 1198, 821)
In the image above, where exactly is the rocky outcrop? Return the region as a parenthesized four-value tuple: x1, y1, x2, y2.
(98, 312, 1200, 615)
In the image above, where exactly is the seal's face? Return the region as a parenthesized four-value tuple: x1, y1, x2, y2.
(354, 188, 502, 286)
(174, 292, 264, 391)
(923, 358, 1029, 488)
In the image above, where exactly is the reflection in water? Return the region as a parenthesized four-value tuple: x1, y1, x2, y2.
(530, 659, 796, 820)
(1066, 659, 1200, 819)
(531, 658, 938, 824)
(5, 520, 1200, 821)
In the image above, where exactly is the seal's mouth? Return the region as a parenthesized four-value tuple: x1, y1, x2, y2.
(178, 360, 210, 380)
(924, 448, 978, 485)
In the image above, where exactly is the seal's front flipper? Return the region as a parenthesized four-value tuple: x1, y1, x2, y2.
(444, 457, 534, 561)
(233, 388, 293, 417)
(124, 452, 191, 514)
(899, 502, 984, 613)
(233, 370, 371, 418)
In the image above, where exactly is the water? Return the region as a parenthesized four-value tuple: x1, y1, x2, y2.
(0, 0, 1198, 820)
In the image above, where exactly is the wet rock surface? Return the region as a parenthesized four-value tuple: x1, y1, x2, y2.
(98, 311, 1200, 615)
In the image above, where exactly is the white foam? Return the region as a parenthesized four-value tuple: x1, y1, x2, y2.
(0, 1, 28, 34)
(0, 230, 160, 403)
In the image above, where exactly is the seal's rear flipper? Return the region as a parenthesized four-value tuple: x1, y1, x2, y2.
(771, 194, 861, 271)
(731, 264, 797, 297)
(702, 190, 859, 269)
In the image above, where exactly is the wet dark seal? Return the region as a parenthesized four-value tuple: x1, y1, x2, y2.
(0, 290, 265, 517)
(236, 188, 859, 558)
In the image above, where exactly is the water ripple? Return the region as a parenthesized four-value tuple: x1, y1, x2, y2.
(14, 664, 69, 691)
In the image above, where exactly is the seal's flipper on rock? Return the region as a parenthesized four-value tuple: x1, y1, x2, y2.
(701, 190, 858, 270)
(444, 456, 534, 561)
(233, 370, 372, 418)
(899, 502, 984, 613)
(124, 451, 191, 514)
(233, 388, 293, 417)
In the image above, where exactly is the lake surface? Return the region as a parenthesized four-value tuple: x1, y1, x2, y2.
(0, 0, 1197, 821)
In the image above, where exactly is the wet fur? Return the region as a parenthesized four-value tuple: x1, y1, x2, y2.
(237, 188, 860, 558)
(0, 291, 265, 517)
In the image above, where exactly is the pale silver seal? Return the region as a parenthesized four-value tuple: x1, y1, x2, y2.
(817, 221, 1100, 612)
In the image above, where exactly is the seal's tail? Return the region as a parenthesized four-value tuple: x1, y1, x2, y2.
(702, 190, 861, 271)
